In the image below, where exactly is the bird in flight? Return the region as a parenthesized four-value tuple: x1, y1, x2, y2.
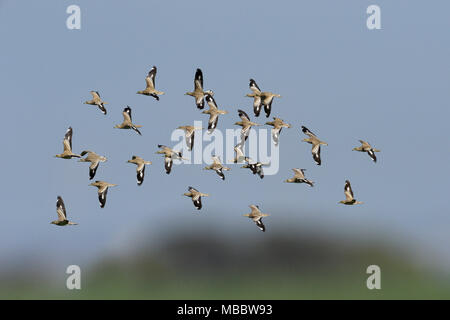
(84, 91, 108, 115)
(353, 140, 380, 163)
(265, 117, 291, 146)
(245, 79, 281, 118)
(183, 186, 209, 210)
(156, 144, 187, 174)
(185, 68, 214, 109)
(204, 155, 230, 180)
(136, 66, 165, 100)
(127, 155, 152, 186)
(243, 205, 269, 232)
(202, 94, 228, 134)
(177, 125, 203, 151)
(54, 127, 81, 159)
(78, 150, 107, 180)
(114, 106, 142, 135)
(232, 143, 252, 164)
(89, 181, 117, 208)
(339, 180, 363, 205)
(301, 126, 328, 166)
(241, 160, 270, 179)
(235, 109, 261, 145)
(51, 196, 78, 226)
(284, 168, 314, 187)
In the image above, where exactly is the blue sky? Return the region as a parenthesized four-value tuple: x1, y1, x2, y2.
(1, 0, 449, 271)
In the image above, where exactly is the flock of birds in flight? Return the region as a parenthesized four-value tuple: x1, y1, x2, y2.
(52, 67, 381, 232)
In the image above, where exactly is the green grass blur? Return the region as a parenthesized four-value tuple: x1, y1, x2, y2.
(1, 227, 450, 299)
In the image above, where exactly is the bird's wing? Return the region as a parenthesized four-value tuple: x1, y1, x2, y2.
(123, 106, 132, 122)
(255, 218, 266, 232)
(238, 109, 251, 122)
(208, 113, 219, 132)
(196, 95, 204, 109)
(98, 187, 108, 208)
(186, 130, 195, 151)
(301, 126, 316, 138)
(137, 164, 145, 185)
(249, 205, 261, 215)
(89, 161, 99, 180)
(241, 124, 251, 141)
(249, 79, 261, 93)
(188, 186, 199, 193)
(215, 168, 225, 180)
(292, 168, 305, 179)
(56, 196, 67, 221)
(234, 145, 244, 159)
(164, 156, 173, 174)
(368, 149, 377, 162)
(212, 156, 221, 165)
(193, 196, 202, 209)
(344, 180, 354, 200)
(205, 94, 218, 110)
(91, 91, 100, 99)
(145, 66, 157, 89)
(195, 68, 203, 89)
(359, 140, 371, 149)
(271, 127, 281, 145)
(312, 143, 321, 165)
(64, 127, 73, 151)
(97, 103, 107, 115)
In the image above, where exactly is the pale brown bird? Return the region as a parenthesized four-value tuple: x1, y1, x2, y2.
(241, 161, 270, 179)
(245, 79, 281, 118)
(127, 155, 152, 185)
(204, 156, 230, 180)
(54, 127, 81, 159)
(177, 125, 203, 151)
(265, 117, 291, 146)
(353, 140, 380, 162)
(136, 66, 164, 100)
(301, 126, 328, 166)
(114, 106, 142, 135)
(185, 68, 214, 109)
(234, 109, 261, 145)
(78, 150, 107, 180)
(202, 94, 228, 133)
(243, 205, 269, 232)
(50, 196, 78, 226)
(89, 181, 117, 208)
(156, 144, 187, 174)
(232, 143, 252, 163)
(339, 180, 363, 205)
(284, 168, 314, 187)
(84, 91, 108, 115)
(183, 186, 209, 210)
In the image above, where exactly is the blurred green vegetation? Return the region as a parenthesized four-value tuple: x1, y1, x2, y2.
(1, 230, 450, 299)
